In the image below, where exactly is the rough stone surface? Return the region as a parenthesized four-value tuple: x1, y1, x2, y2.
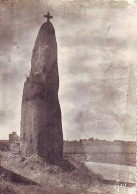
(20, 21, 63, 164)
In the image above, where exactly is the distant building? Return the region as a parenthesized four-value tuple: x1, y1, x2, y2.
(9, 132, 19, 144)
(80, 139, 88, 142)
(88, 137, 94, 141)
(9, 132, 20, 154)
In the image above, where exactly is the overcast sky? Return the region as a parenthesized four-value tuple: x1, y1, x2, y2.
(0, 0, 136, 141)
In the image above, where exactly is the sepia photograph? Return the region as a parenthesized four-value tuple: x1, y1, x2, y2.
(0, 0, 136, 193)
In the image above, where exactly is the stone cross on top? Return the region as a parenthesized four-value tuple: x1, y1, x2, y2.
(44, 12, 53, 22)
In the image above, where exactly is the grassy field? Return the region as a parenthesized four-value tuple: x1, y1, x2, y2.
(64, 141, 136, 166)
(0, 152, 108, 194)
(0, 150, 136, 194)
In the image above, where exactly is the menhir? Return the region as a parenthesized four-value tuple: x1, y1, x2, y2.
(20, 21, 63, 164)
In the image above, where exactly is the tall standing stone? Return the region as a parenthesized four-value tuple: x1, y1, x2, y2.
(20, 19, 63, 164)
